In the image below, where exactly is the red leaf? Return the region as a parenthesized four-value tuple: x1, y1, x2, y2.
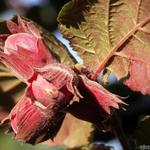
(125, 60, 150, 94)
(80, 75, 125, 114)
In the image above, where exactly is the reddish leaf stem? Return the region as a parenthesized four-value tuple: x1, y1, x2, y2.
(91, 16, 150, 81)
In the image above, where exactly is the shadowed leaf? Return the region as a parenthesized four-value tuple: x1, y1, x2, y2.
(58, 0, 150, 94)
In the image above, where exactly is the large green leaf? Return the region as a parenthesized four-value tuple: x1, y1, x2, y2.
(58, 0, 150, 94)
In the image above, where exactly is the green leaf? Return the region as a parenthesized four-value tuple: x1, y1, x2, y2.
(58, 0, 150, 94)
(133, 116, 150, 145)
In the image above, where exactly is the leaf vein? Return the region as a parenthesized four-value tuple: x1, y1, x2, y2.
(135, 0, 142, 24)
(92, 15, 150, 80)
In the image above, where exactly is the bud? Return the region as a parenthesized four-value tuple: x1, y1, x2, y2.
(0, 16, 58, 81)
(68, 75, 126, 130)
(0, 16, 125, 144)
(1, 74, 74, 144)
(0, 16, 80, 144)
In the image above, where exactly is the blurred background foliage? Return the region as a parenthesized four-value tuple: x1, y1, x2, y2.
(0, 127, 65, 150)
(0, 0, 149, 150)
(0, 0, 69, 31)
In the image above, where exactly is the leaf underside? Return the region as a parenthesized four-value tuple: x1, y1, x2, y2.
(58, 0, 150, 94)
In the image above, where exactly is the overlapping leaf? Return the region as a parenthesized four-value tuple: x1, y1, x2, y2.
(58, 0, 150, 94)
